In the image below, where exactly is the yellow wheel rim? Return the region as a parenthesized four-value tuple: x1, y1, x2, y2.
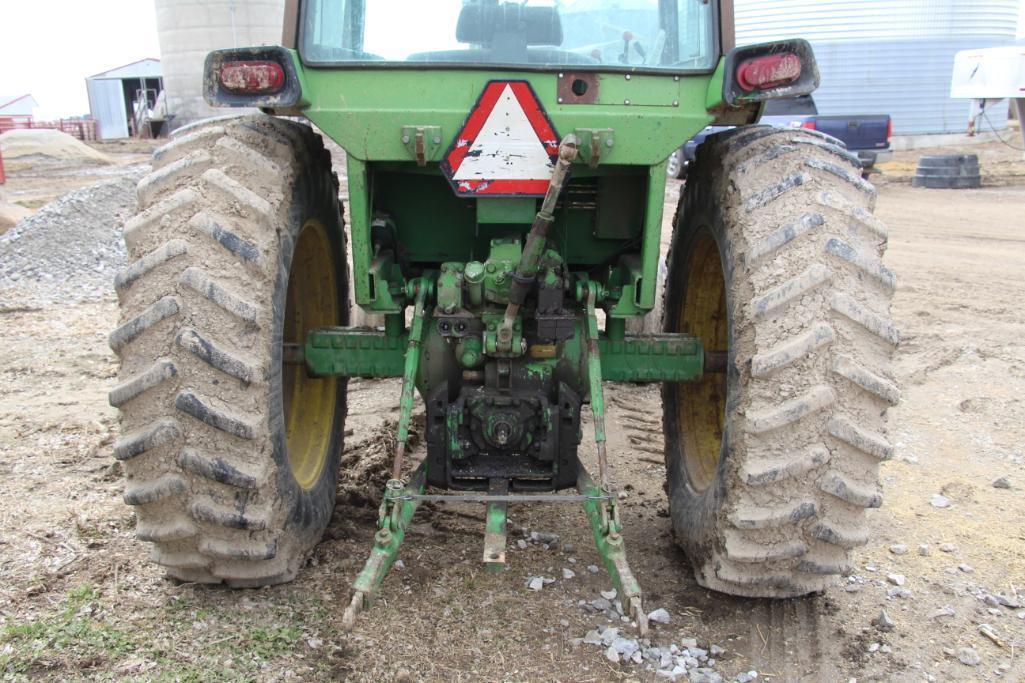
(283, 219, 339, 490)
(675, 229, 727, 492)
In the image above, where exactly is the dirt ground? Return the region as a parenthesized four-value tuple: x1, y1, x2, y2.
(1, 139, 1024, 681)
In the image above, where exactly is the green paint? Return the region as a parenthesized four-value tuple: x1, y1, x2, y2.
(395, 281, 429, 443)
(305, 327, 408, 377)
(436, 263, 464, 313)
(345, 155, 374, 308)
(456, 336, 484, 369)
(278, 50, 719, 318)
(307, 323, 703, 383)
(579, 471, 644, 605)
(524, 360, 554, 381)
(446, 407, 465, 460)
(482, 311, 523, 358)
(350, 467, 427, 599)
(477, 198, 537, 224)
(482, 238, 521, 305)
(598, 335, 704, 382)
(483, 502, 508, 573)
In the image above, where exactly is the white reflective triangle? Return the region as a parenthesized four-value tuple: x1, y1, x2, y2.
(453, 84, 554, 181)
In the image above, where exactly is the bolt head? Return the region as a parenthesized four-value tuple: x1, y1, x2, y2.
(624, 99, 631, 105)
(672, 100, 679, 107)
(558, 97, 564, 103)
(401, 135, 410, 144)
(433, 137, 441, 144)
(625, 74, 631, 80)
(605, 139, 614, 147)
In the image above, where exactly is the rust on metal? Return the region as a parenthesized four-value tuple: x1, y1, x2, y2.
(557, 72, 600, 105)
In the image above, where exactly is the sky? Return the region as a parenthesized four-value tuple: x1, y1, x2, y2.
(0, 1, 160, 119)
(1, 0, 1024, 120)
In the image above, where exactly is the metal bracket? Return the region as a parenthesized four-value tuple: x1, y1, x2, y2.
(401, 126, 442, 167)
(574, 128, 615, 169)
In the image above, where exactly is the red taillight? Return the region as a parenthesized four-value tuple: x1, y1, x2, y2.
(219, 61, 285, 94)
(737, 53, 803, 92)
(886, 119, 893, 141)
(801, 120, 817, 131)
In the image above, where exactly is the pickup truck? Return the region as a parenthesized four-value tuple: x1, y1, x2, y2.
(668, 95, 892, 179)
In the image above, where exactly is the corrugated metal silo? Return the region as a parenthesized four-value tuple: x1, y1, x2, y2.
(155, 0, 285, 130)
(734, 0, 1021, 134)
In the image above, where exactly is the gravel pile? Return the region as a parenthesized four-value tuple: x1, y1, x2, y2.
(0, 176, 140, 307)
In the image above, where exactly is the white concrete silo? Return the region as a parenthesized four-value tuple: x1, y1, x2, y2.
(155, 0, 285, 129)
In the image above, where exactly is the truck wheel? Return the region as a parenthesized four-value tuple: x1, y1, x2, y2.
(666, 148, 686, 180)
(109, 114, 348, 586)
(662, 126, 898, 597)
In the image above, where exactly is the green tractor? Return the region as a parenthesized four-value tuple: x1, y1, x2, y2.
(109, 0, 897, 632)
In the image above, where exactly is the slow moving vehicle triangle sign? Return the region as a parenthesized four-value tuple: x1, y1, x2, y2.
(442, 81, 560, 197)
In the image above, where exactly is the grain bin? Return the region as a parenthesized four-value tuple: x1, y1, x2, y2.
(734, 0, 1021, 135)
(155, 0, 285, 130)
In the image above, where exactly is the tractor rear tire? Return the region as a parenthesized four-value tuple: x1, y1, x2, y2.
(109, 114, 349, 586)
(662, 126, 898, 597)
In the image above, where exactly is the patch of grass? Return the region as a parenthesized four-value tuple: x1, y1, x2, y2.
(248, 625, 303, 659)
(0, 584, 137, 676)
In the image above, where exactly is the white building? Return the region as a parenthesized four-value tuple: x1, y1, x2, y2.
(86, 59, 165, 139)
(0, 94, 40, 119)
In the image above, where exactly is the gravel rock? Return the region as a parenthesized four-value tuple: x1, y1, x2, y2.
(601, 589, 618, 600)
(680, 638, 698, 649)
(868, 642, 880, 653)
(590, 597, 612, 612)
(872, 609, 895, 631)
(889, 544, 908, 555)
(530, 531, 560, 545)
(516, 539, 528, 549)
(562, 543, 575, 553)
(587, 564, 600, 574)
(888, 587, 913, 599)
(992, 476, 1012, 489)
(582, 629, 603, 645)
(992, 593, 1022, 609)
(958, 564, 975, 573)
(918, 544, 931, 556)
(527, 576, 545, 591)
(957, 646, 981, 666)
(939, 543, 957, 553)
(887, 573, 906, 586)
(562, 568, 575, 580)
(648, 608, 671, 624)
(0, 176, 141, 307)
(736, 672, 758, 683)
(929, 605, 956, 619)
(930, 494, 951, 508)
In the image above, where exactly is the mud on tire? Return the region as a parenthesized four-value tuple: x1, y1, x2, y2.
(109, 114, 349, 586)
(662, 126, 898, 597)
